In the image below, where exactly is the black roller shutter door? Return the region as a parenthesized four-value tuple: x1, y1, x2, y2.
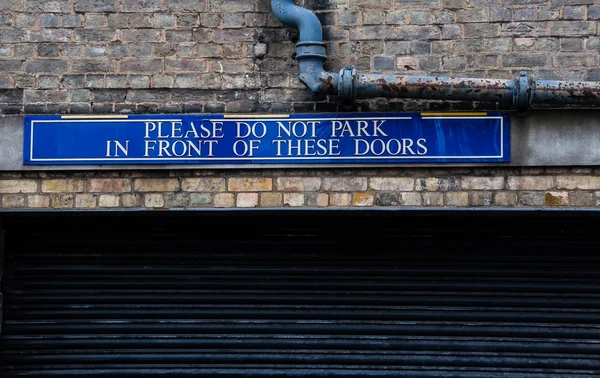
(1, 211, 600, 377)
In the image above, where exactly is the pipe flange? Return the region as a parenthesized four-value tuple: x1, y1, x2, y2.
(514, 71, 532, 114)
(295, 41, 328, 61)
(338, 66, 358, 107)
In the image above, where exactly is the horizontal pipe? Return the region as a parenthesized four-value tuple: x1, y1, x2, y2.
(272, 0, 600, 112)
(533, 80, 600, 106)
(355, 74, 514, 104)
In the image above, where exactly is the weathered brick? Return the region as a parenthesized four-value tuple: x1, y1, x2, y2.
(27, 0, 69, 12)
(470, 191, 493, 206)
(353, 192, 374, 207)
(556, 175, 600, 189)
(228, 178, 272, 192)
(121, 29, 161, 42)
(550, 21, 595, 36)
(369, 177, 414, 191)
(490, 8, 511, 22)
(210, 0, 253, 12)
(283, 192, 304, 207)
(87, 178, 131, 192)
(494, 192, 518, 206)
(562, 6, 585, 20)
(261, 192, 283, 207)
(514, 8, 535, 21)
(501, 22, 549, 37)
(445, 192, 469, 206)
(166, 0, 206, 11)
(37, 44, 60, 59)
(552, 0, 594, 4)
(519, 191, 545, 206)
(554, 54, 597, 67)
(375, 192, 400, 206)
(74, 0, 115, 11)
(464, 24, 500, 38)
(213, 29, 256, 43)
(0, 89, 23, 103)
(507, 176, 554, 190)
(461, 177, 504, 190)
(212, 193, 233, 207)
(144, 193, 164, 208)
(126, 89, 171, 102)
(276, 177, 321, 192)
(422, 192, 444, 207)
(75, 193, 97, 208)
(324, 177, 367, 191)
(39, 14, 59, 27)
(120, 0, 160, 12)
(71, 59, 115, 73)
(399, 192, 422, 206)
(182, 178, 226, 192)
(134, 178, 180, 192)
(350, 26, 394, 40)
(190, 193, 211, 206)
(122, 193, 142, 207)
(120, 58, 162, 72)
(25, 60, 67, 73)
(0, 60, 23, 72)
(0, 29, 24, 42)
(27, 195, 50, 208)
(0, 0, 23, 10)
(503, 0, 547, 4)
(457, 9, 488, 23)
(24, 89, 69, 103)
(570, 191, 594, 206)
(164, 192, 189, 208)
(330, 193, 352, 206)
(544, 191, 568, 206)
(2, 194, 25, 208)
(395, 25, 440, 40)
(42, 179, 85, 193)
(351, 0, 396, 8)
(165, 59, 207, 72)
(305, 192, 329, 207)
(502, 53, 548, 67)
(408, 10, 429, 25)
(50, 194, 74, 209)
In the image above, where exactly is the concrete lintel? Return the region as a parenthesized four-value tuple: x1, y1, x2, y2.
(1, 110, 600, 170)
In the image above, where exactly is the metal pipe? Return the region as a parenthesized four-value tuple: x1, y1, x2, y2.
(271, 0, 600, 113)
(355, 74, 515, 104)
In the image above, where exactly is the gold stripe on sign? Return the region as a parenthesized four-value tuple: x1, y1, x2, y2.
(61, 115, 129, 119)
(421, 112, 488, 117)
(223, 114, 290, 119)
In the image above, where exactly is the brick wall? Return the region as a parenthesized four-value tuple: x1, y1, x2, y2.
(1, 168, 600, 209)
(2, 0, 600, 211)
(1, 0, 600, 114)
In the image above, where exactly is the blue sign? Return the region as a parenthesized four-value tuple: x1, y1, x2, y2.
(24, 113, 510, 165)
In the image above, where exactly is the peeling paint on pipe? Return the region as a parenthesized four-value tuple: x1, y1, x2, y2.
(271, 0, 600, 113)
(356, 74, 515, 104)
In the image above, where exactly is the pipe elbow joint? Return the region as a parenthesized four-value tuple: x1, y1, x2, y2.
(299, 73, 323, 94)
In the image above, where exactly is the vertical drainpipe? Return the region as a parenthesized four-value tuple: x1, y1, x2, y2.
(271, 0, 338, 95)
(272, 0, 600, 112)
